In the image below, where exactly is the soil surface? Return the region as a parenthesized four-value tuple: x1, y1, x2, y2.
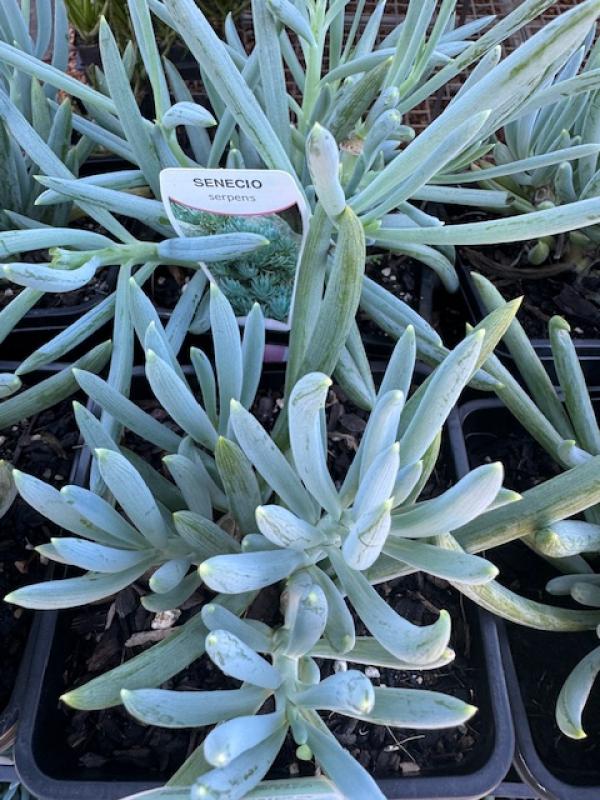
(359, 254, 429, 351)
(43, 380, 488, 782)
(461, 244, 600, 340)
(463, 404, 600, 783)
(0, 398, 79, 710)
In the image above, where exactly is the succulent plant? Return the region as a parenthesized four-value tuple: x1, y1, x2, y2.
(5, 0, 600, 406)
(3, 283, 265, 610)
(473, 30, 600, 267)
(119, 581, 476, 800)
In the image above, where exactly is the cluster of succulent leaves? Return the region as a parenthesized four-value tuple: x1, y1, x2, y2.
(470, 272, 600, 742)
(475, 27, 600, 264)
(4, 0, 600, 796)
(171, 202, 299, 320)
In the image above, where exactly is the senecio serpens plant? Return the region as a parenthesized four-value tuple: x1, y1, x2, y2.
(467, 273, 600, 743)
(7, 292, 600, 798)
(5, 304, 499, 798)
(6, 0, 600, 405)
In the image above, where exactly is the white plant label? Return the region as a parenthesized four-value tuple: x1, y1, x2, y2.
(160, 168, 309, 330)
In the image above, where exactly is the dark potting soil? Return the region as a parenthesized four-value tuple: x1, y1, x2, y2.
(463, 406, 600, 782)
(459, 237, 600, 340)
(146, 265, 190, 312)
(359, 253, 425, 346)
(51, 381, 485, 781)
(0, 399, 79, 709)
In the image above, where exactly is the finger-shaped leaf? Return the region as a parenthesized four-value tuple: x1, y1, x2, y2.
(201, 602, 272, 652)
(384, 538, 498, 585)
(571, 583, 600, 608)
(204, 711, 286, 768)
(441, 534, 600, 630)
(356, 686, 477, 729)
(556, 645, 600, 739)
(306, 124, 346, 220)
(400, 331, 483, 465)
(73, 369, 181, 453)
(240, 303, 265, 408)
(191, 728, 287, 800)
(340, 389, 404, 504)
(39, 538, 150, 573)
(0, 373, 21, 398)
(190, 348, 218, 426)
(142, 572, 202, 613)
(353, 443, 399, 518)
(122, 685, 268, 728)
(200, 549, 307, 593)
(215, 435, 262, 534)
(146, 350, 217, 450)
(378, 325, 416, 400)
(230, 401, 318, 523)
(299, 207, 365, 381)
(0, 460, 16, 517)
(310, 637, 455, 670)
(163, 454, 212, 519)
(205, 629, 282, 689)
(550, 316, 600, 455)
(294, 670, 374, 715)
(173, 510, 239, 558)
(210, 283, 243, 432)
(162, 101, 216, 129)
(5, 561, 154, 609)
(391, 462, 423, 509)
(343, 500, 393, 572)
(256, 505, 325, 551)
(534, 521, 600, 558)
(13, 470, 120, 546)
(457, 456, 600, 553)
(60, 485, 146, 548)
(0, 341, 111, 431)
(99, 18, 161, 195)
(310, 566, 355, 654)
(390, 463, 504, 538)
(547, 573, 600, 596)
(156, 233, 270, 263)
(360, 390, 405, 478)
(149, 558, 191, 594)
(267, 0, 315, 44)
(96, 448, 168, 548)
(330, 548, 451, 665)
(305, 716, 385, 800)
(283, 578, 328, 658)
(289, 372, 341, 519)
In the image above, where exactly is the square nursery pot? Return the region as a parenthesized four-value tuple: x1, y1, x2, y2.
(13, 366, 514, 800)
(451, 394, 600, 800)
(10, 365, 520, 800)
(0, 365, 85, 761)
(456, 260, 600, 384)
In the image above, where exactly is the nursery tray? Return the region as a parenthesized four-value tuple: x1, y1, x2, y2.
(13, 366, 513, 800)
(457, 260, 600, 385)
(452, 397, 600, 800)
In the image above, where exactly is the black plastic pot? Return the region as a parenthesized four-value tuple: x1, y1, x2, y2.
(0, 364, 84, 756)
(457, 261, 600, 384)
(14, 366, 515, 800)
(452, 397, 600, 800)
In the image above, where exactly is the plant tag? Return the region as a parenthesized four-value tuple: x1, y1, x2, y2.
(160, 168, 309, 330)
